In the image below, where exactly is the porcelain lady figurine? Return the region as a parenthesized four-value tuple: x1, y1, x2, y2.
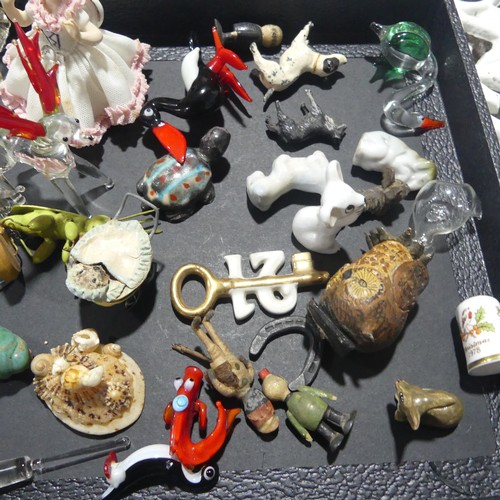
(0, 0, 150, 147)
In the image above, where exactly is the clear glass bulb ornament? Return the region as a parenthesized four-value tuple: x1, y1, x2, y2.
(412, 180, 482, 249)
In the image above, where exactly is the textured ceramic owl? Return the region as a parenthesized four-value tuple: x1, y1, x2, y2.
(308, 227, 431, 353)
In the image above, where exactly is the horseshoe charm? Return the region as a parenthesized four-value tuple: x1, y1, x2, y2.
(249, 316, 323, 390)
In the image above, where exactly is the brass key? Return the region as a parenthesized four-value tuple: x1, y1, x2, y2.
(170, 252, 330, 319)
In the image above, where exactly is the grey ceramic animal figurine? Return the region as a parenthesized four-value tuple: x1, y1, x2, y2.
(266, 89, 347, 145)
(394, 379, 464, 430)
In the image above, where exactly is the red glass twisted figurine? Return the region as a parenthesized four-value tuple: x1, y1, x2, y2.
(163, 365, 240, 469)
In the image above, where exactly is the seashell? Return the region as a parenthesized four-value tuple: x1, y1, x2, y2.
(31, 353, 55, 377)
(30, 330, 145, 435)
(0, 326, 30, 379)
(65, 219, 152, 304)
(72, 328, 100, 353)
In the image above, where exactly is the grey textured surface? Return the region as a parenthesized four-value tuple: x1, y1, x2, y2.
(1, 0, 500, 499)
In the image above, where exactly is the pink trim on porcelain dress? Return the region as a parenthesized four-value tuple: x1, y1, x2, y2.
(0, 0, 150, 147)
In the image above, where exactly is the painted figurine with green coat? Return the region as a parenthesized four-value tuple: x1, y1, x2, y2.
(259, 369, 356, 452)
(0, 326, 30, 379)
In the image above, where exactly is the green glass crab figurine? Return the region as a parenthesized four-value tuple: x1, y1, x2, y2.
(0, 205, 109, 264)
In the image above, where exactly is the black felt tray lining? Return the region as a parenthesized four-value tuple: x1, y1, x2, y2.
(2, 0, 500, 497)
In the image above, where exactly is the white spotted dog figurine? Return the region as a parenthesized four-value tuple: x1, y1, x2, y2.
(250, 22, 347, 103)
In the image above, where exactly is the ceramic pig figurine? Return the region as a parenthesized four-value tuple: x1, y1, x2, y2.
(394, 379, 464, 430)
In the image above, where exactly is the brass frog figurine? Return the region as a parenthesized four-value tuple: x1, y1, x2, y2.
(308, 227, 431, 354)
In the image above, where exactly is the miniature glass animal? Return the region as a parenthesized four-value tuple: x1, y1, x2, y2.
(412, 180, 482, 249)
(139, 28, 248, 164)
(250, 22, 347, 103)
(371, 21, 445, 133)
(141, 28, 251, 121)
(394, 379, 464, 430)
(102, 444, 218, 499)
(0, 176, 25, 217)
(0, 0, 150, 147)
(0, 23, 113, 216)
(163, 365, 240, 469)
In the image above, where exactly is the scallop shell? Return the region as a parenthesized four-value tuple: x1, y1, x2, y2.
(30, 330, 145, 435)
(65, 219, 152, 304)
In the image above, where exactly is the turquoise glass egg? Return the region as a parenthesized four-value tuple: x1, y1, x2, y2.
(0, 326, 30, 380)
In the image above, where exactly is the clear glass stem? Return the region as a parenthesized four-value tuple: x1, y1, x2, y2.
(31, 436, 131, 476)
(51, 176, 90, 217)
(73, 153, 114, 189)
